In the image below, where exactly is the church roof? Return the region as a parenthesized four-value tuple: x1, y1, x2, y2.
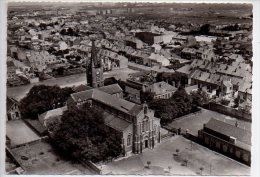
(103, 112, 132, 132)
(70, 89, 143, 116)
(97, 84, 123, 95)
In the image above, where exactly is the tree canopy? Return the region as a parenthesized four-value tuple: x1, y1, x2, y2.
(52, 103, 123, 163)
(149, 87, 199, 125)
(20, 85, 74, 119)
(190, 88, 210, 106)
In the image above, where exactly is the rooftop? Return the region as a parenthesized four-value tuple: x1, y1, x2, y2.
(204, 118, 251, 146)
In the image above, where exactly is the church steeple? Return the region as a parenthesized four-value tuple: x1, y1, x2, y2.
(86, 40, 104, 88)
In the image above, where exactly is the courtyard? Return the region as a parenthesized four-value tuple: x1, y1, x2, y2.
(166, 108, 251, 136)
(100, 136, 250, 175)
(11, 141, 94, 175)
(6, 120, 41, 147)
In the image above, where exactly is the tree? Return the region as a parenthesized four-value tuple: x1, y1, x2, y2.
(140, 90, 155, 103)
(183, 159, 188, 166)
(176, 149, 179, 155)
(233, 97, 239, 108)
(104, 77, 118, 86)
(52, 103, 122, 163)
(149, 87, 197, 125)
(56, 67, 65, 75)
(200, 24, 210, 35)
(220, 98, 230, 106)
(190, 88, 209, 106)
(20, 85, 74, 119)
(199, 167, 204, 175)
(168, 166, 172, 173)
(147, 161, 151, 169)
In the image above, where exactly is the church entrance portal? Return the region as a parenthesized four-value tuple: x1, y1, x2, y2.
(145, 140, 149, 148)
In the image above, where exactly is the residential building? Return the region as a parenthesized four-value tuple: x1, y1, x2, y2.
(145, 81, 177, 99)
(6, 97, 21, 121)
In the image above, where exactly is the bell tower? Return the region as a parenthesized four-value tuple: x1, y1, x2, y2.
(86, 40, 104, 88)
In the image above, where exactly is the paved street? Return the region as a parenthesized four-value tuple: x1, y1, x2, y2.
(7, 68, 138, 101)
(100, 136, 250, 175)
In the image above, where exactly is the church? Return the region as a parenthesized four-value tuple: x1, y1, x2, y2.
(67, 40, 161, 155)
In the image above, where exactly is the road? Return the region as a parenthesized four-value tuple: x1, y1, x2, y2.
(7, 68, 138, 101)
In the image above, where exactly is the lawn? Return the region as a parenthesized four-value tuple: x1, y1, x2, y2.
(6, 120, 41, 147)
(100, 136, 250, 175)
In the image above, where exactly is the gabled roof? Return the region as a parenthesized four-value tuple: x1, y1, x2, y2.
(176, 65, 192, 75)
(73, 84, 93, 93)
(97, 84, 123, 95)
(146, 81, 177, 95)
(70, 89, 142, 117)
(39, 106, 67, 121)
(6, 97, 19, 112)
(103, 112, 132, 132)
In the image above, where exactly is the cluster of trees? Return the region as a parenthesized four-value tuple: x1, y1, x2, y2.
(140, 90, 155, 103)
(60, 27, 79, 36)
(220, 98, 230, 106)
(52, 103, 123, 163)
(104, 77, 126, 92)
(190, 88, 210, 106)
(156, 72, 182, 87)
(149, 87, 200, 125)
(221, 23, 240, 31)
(20, 85, 74, 119)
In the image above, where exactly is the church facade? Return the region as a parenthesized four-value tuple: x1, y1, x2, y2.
(67, 40, 161, 155)
(67, 89, 161, 155)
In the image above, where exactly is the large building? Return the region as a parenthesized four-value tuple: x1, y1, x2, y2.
(198, 118, 251, 165)
(67, 89, 161, 155)
(67, 43, 161, 155)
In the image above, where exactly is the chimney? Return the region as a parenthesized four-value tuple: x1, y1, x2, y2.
(229, 136, 237, 144)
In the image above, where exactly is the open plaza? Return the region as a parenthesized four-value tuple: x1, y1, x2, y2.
(100, 136, 250, 175)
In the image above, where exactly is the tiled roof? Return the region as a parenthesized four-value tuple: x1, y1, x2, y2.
(39, 106, 67, 121)
(103, 112, 132, 132)
(71, 89, 142, 116)
(176, 65, 192, 75)
(73, 84, 93, 93)
(146, 81, 177, 95)
(97, 84, 123, 95)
